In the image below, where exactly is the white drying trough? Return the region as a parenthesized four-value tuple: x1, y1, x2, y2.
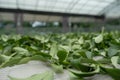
(0, 61, 113, 80)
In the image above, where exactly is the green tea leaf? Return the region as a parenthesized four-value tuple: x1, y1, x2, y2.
(111, 56, 119, 68)
(1, 35, 9, 42)
(10, 35, 21, 41)
(100, 51, 106, 57)
(69, 65, 100, 77)
(94, 34, 103, 43)
(71, 58, 95, 72)
(100, 66, 120, 80)
(51, 64, 63, 73)
(0, 57, 22, 68)
(57, 50, 68, 62)
(78, 37, 84, 44)
(13, 47, 29, 56)
(50, 43, 58, 59)
(0, 55, 11, 62)
(85, 51, 92, 59)
(108, 48, 118, 57)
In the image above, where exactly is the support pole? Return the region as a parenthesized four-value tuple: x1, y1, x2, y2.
(95, 18, 106, 31)
(14, 13, 23, 34)
(62, 16, 69, 32)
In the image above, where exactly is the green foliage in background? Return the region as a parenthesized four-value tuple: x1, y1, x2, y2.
(71, 22, 96, 28)
(23, 21, 32, 27)
(107, 19, 120, 25)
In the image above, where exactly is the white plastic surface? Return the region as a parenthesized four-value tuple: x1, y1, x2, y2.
(0, 61, 114, 80)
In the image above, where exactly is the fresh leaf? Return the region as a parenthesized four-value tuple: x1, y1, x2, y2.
(1, 35, 9, 42)
(13, 47, 29, 56)
(111, 56, 119, 68)
(94, 34, 103, 43)
(69, 65, 100, 77)
(57, 50, 68, 63)
(78, 37, 84, 44)
(100, 51, 106, 56)
(100, 66, 120, 80)
(71, 58, 95, 72)
(0, 57, 22, 68)
(50, 43, 58, 59)
(0, 55, 11, 62)
(51, 64, 63, 73)
(85, 51, 92, 59)
(108, 48, 118, 57)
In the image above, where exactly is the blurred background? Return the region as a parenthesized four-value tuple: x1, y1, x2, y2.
(0, 0, 120, 34)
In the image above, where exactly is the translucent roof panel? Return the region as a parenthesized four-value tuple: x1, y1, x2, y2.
(0, 0, 17, 9)
(0, 0, 116, 16)
(106, 5, 120, 18)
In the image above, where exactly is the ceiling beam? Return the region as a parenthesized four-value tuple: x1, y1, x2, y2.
(0, 8, 105, 19)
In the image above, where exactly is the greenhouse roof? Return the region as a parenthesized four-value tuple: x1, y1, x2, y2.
(0, 0, 120, 18)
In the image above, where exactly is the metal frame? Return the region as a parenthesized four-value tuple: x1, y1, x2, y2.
(0, 8, 105, 19)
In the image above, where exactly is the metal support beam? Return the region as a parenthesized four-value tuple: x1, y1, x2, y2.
(14, 13, 23, 34)
(62, 16, 69, 32)
(95, 18, 106, 31)
(0, 8, 105, 19)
